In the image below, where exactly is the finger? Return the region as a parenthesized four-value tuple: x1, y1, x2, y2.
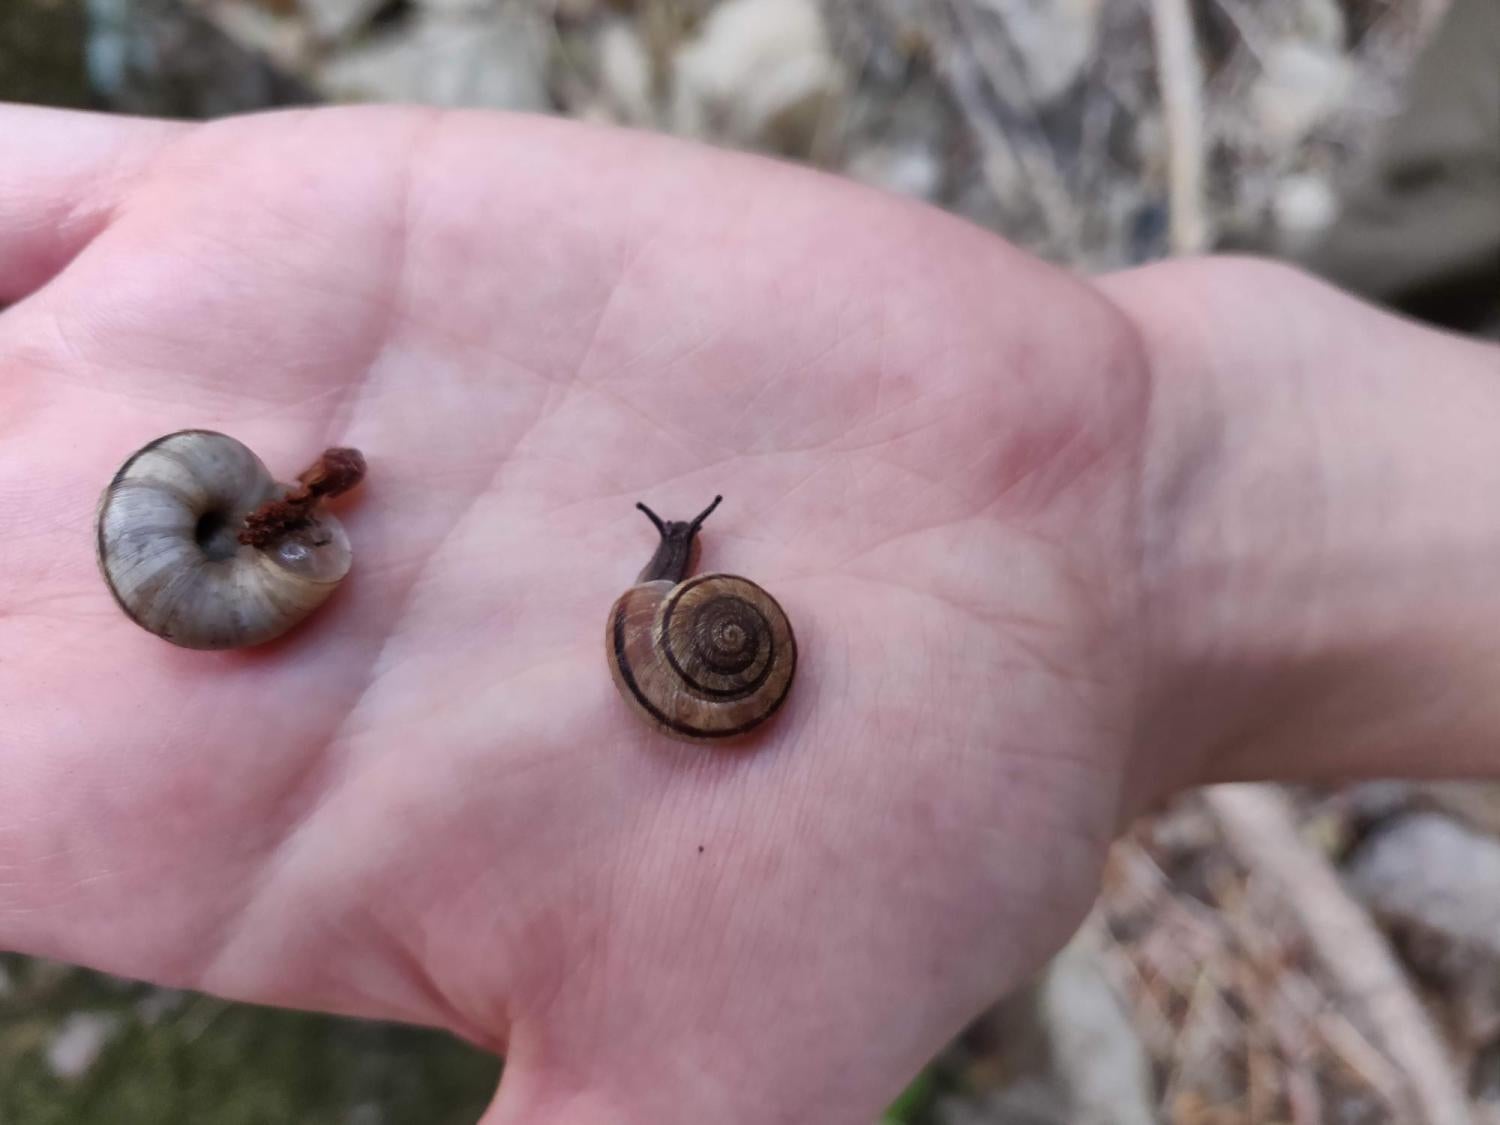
(0, 103, 185, 304)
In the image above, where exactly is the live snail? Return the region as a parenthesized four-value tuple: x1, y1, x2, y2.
(606, 496, 797, 742)
(96, 430, 365, 650)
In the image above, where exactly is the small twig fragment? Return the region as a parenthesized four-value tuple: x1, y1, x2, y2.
(239, 448, 366, 548)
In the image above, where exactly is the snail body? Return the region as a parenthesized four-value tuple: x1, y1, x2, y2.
(607, 497, 796, 742)
(96, 431, 361, 650)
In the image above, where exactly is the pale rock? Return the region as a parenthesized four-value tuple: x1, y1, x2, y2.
(298, 0, 389, 43)
(1346, 813, 1500, 955)
(1345, 812, 1500, 1039)
(46, 1012, 120, 1080)
(318, 7, 550, 109)
(1272, 171, 1337, 243)
(85, 0, 133, 100)
(1038, 919, 1156, 1125)
(1251, 39, 1353, 147)
(597, 18, 655, 127)
(1291, 0, 1346, 50)
(844, 142, 942, 200)
(975, 0, 1101, 105)
(670, 0, 843, 155)
(948, 915, 1154, 1125)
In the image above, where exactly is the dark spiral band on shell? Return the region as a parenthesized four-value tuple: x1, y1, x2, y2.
(661, 577, 776, 700)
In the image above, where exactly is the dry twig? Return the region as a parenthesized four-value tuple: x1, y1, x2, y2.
(1206, 784, 1472, 1125)
(1147, 0, 1209, 252)
(934, 0, 1081, 259)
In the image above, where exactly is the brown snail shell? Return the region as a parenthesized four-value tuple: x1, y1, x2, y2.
(606, 496, 796, 742)
(96, 430, 360, 650)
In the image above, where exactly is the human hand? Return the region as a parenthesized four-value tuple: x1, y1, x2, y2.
(10, 103, 1497, 1124)
(1, 103, 1151, 1121)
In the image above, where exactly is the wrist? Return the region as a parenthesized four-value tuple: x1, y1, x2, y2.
(1106, 257, 1500, 793)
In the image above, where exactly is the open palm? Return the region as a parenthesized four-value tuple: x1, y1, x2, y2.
(1, 105, 1151, 1123)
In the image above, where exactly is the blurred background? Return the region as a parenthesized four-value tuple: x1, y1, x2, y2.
(4, 0, 1500, 1121)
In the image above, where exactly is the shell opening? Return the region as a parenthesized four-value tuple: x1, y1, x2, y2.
(265, 517, 353, 583)
(194, 509, 239, 561)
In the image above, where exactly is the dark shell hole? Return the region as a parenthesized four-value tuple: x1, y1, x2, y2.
(195, 509, 240, 561)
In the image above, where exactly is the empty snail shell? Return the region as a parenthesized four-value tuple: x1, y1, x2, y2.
(96, 430, 365, 650)
(606, 496, 796, 743)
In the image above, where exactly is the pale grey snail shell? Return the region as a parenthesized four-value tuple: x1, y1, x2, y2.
(96, 431, 354, 650)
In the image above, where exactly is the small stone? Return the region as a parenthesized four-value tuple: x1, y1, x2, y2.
(1346, 813, 1500, 954)
(670, 0, 843, 156)
(846, 143, 936, 201)
(1252, 40, 1353, 148)
(597, 19, 655, 126)
(1038, 920, 1156, 1125)
(974, 0, 1101, 106)
(1272, 172, 1338, 244)
(46, 1012, 120, 1081)
(1346, 812, 1500, 1039)
(845, 143, 943, 200)
(1290, 0, 1346, 50)
(317, 8, 550, 109)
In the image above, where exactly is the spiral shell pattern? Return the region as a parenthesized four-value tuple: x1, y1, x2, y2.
(97, 431, 352, 650)
(608, 573, 797, 741)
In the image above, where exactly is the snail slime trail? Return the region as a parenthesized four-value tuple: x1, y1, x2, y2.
(606, 496, 797, 743)
(97, 431, 366, 650)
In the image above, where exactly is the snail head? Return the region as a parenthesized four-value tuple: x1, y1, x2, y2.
(634, 495, 722, 584)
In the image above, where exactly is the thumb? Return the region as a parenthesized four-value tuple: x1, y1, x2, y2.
(0, 104, 183, 305)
